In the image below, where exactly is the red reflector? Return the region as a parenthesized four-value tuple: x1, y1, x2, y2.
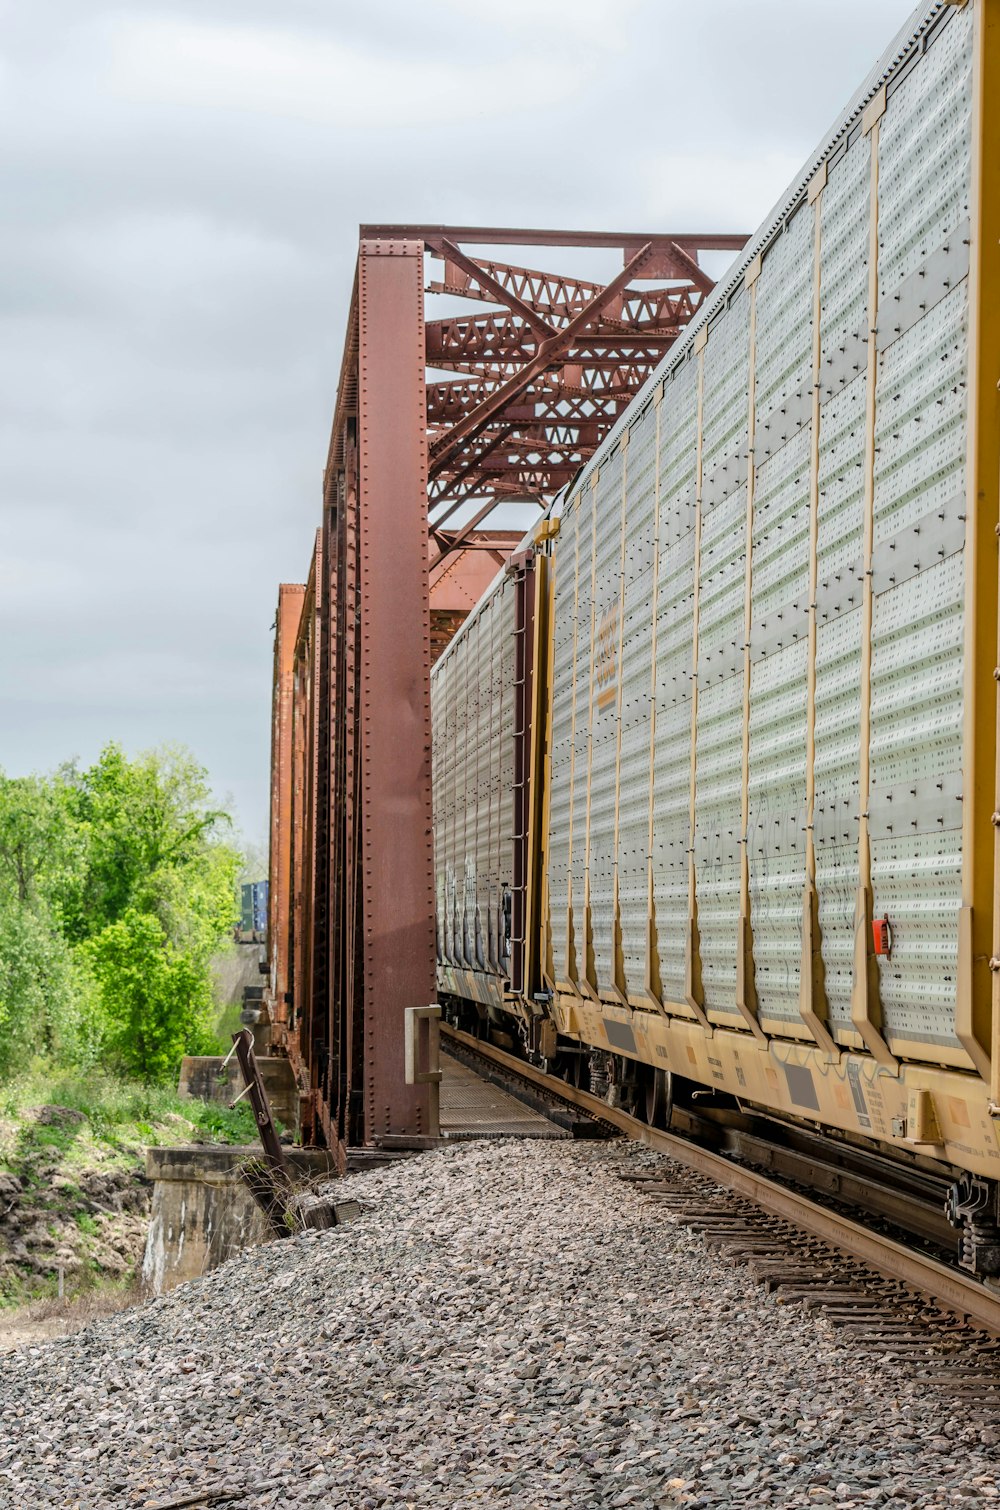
(872, 916, 892, 957)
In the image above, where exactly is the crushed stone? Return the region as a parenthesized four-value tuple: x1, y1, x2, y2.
(0, 1138, 997, 1509)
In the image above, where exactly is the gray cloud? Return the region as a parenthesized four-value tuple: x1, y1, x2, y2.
(1, 0, 919, 838)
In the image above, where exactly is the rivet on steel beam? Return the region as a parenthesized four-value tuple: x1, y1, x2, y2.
(991, 958, 1000, 974)
(993, 812, 1000, 828)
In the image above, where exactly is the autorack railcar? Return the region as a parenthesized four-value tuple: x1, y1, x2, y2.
(431, 0, 1000, 1276)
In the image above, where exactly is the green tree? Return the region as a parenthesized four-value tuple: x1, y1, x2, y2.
(82, 909, 217, 1082)
(53, 744, 233, 944)
(0, 743, 241, 1085)
(0, 902, 95, 1077)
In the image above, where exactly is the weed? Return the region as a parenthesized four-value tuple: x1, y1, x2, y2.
(0, 1060, 265, 1152)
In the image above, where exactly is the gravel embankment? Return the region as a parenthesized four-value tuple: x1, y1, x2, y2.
(0, 1139, 997, 1509)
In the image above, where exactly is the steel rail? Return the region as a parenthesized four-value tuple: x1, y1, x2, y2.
(439, 1023, 1000, 1335)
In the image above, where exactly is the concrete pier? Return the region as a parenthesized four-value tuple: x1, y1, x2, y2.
(142, 1144, 335, 1295)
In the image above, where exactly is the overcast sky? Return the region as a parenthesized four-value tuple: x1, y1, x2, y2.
(1, 0, 920, 845)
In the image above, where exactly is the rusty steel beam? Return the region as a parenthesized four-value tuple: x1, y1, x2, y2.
(362, 223, 749, 250)
(426, 316, 683, 362)
(427, 425, 520, 519)
(666, 237, 715, 295)
(284, 536, 321, 1123)
(429, 496, 507, 580)
(433, 238, 556, 340)
(429, 356, 671, 380)
(426, 377, 651, 425)
(428, 257, 702, 325)
(428, 241, 658, 477)
(355, 240, 436, 1141)
(267, 582, 305, 1029)
(269, 223, 748, 1152)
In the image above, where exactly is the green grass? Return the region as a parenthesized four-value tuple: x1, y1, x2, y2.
(0, 1058, 262, 1166)
(0, 1059, 269, 1311)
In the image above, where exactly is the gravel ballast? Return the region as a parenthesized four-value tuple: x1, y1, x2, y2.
(0, 1138, 997, 1509)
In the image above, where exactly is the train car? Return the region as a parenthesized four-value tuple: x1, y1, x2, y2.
(431, 0, 1000, 1275)
(239, 882, 255, 937)
(238, 879, 269, 942)
(252, 880, 269, 936)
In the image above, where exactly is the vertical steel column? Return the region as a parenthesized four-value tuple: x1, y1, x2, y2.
(328, 429, 360, 1148)
(356, 240, 436, 1140)
(268, 583, 305, 1027)
(306, 535, 327, 1109)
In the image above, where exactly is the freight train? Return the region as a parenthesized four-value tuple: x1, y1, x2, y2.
(431, 0, 1000, 1276)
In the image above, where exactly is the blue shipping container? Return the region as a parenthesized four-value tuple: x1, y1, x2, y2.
(252, 879, 269, 933)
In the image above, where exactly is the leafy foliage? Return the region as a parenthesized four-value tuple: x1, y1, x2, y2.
(0, 744, 241, 1083)
(82, 909, 218, 1082)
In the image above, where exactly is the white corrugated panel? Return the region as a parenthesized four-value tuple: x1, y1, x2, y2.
(617, 407, 658, 994)
(701, 291, 751, 479)
(693, 672, 744, 1013)
(451, 617, 467, 966)
(431, 660, 445, 962)
(442, 649, 457, 965)
(870, 557, 965, 1044)
(869, 5, 970, 1051)
(546, 498, 578, 978)
(588, 452, 625, 992)
(694, 292, 748, 1018)
(813, 119, 870, 1034)
(814, 605, 863, 1029)
(694, 278, 747, 1019)
(570, 486, 595, 971)
(754, 203, 813, 467)
(746, 199, 813, 1027)
(748, 429, 811, 1022)
(652, 357, 699, 1001)
(474, 610, 489, 970)
(429, 567, 518, 986)
(463, 614, 478, 968)
(497, 575, 516, 975)
(488, 589, 501, 970)
(877, 4, 971, 301)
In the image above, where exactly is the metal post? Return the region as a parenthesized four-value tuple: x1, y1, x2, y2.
(403, 1005, 442, 1138)
(356, 240, 437, 1141)
(267, 583, 305, 1027)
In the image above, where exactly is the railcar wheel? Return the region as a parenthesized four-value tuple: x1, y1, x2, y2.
(557, 1050, 589, 1090)
(644, 1067, 672, 1129)
(570, 1051, 590, 1091)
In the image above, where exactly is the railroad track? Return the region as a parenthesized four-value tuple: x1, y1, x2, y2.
(440, 1022, 1000, 1377)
